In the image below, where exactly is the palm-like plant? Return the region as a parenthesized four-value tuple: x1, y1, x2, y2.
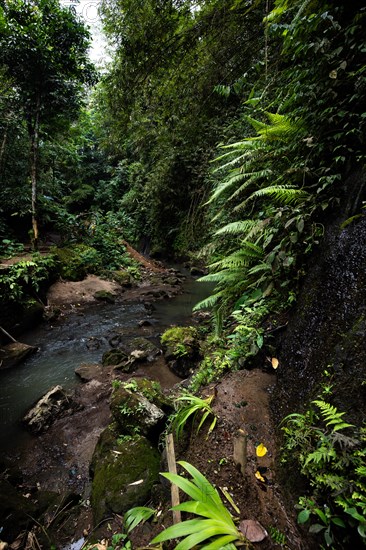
(151, 461, 245, 549)
(171, 393, 217, 440)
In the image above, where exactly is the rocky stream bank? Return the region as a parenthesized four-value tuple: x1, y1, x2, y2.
(0, 256, 303, 550)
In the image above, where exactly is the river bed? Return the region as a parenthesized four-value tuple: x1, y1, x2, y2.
(0, 273, 211, 452)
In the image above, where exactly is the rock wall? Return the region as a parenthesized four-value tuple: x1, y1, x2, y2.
(273, 179, 366, 425)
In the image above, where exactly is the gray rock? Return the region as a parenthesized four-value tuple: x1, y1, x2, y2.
(22, 385, 70, 434)
(75, 363, 103, 382)
(110, 386, 165, 439)
(0, 342, 37, 370)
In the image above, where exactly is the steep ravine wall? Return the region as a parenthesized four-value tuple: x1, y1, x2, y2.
(273, 198, 366, 426)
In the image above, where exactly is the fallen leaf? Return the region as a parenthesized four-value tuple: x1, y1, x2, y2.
(255, 470, 265, 482)
(128, 479, 144, 486)
(239, 519, 268, 542)
(256, 443, 268, 457)
(271, 357, 279, 369)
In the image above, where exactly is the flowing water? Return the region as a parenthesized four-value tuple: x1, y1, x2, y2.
(0, 274, 212, 451)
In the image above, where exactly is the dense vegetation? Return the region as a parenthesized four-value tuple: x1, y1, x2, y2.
(1, 0, 366, 548)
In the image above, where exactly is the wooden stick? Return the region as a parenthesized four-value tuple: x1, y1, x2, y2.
(166, 433, 181, 524)
(233, 428, 247, 477)
(0, 325, 17, 343)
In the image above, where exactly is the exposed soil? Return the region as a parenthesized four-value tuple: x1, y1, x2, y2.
(2, 252, 302, 549)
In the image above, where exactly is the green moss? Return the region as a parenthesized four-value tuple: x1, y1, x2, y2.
(161, 326, 199, 357)
(123, 378, 173, 412)
(113, 269, 133, 286)
(91, 429, 160, 525)
(52, 244, 101, 281)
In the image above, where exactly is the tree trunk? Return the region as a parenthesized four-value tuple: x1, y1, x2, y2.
(0, 123, 8, 175)
(29, 98, 41, 250)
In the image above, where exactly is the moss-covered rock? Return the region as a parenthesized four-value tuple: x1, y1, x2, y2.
(110, 385, 165, 438)
(93, 290, 116, 303)
(90, 429, 160, 525)
(113, 269, 132, 287)
(120, 337, 161, 362)
(161, 326, 202, 378)
(0, 341, 37, 370)
(102, 349, 130, 370)
(52, 245, 101, 281)
(123, 378, 173, 413)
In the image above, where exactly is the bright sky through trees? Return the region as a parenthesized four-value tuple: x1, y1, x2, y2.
(60, 0, 108, 65)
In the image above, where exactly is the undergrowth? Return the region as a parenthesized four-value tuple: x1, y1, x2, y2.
(282, 398, 366, 548)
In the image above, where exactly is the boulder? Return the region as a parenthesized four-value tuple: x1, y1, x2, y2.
(93, 290, 116, 304)
(90, 429, 160, 525)
(102, 349, 131, 371)
(75, 363, 103, 382)
(22, 385, 71, 434)
(102, 338, 161, 373)
(110, 386, 165, 439)
(113, 270, 132, 287)
(121, 337, 161, 362)
(161, 326, 201, 378)
(0, 342, 37, 370)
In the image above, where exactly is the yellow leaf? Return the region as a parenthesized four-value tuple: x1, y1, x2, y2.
(255, 470, 265, 482)
(271, 357, 279, 369)
(256, 443, 268, 457)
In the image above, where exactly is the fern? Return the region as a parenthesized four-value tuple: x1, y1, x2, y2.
(313, 400, 355, 432)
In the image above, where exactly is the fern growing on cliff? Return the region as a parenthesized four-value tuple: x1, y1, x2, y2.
(195, 112, 312, 318)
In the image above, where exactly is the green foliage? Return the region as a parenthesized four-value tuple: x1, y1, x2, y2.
(0, 238, 24, 258)
(194, 112, 316, 318)
(83, 211, 140, 272)
(170, 393, 217, 441)
(0, 253, 56, 302)
(52, 245, 101, 281)
(152, 460, 245, 549)
(282, 400, 366, 547)
(87, 506, 155, 550)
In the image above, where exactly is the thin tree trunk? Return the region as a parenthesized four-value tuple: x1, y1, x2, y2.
(0, 125, 8, 174)
(29, 98, 41, 250)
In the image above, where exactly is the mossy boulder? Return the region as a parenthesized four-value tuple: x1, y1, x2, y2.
(93, 290, 116, 304)
(110, 385, 165, 439)
(90, 429, 160, 525)
(52, 245, 101, 281)
(0, 342, 37, 370)
(161, 326, 202, 378)
(102, 349, 131, 371)
(123, 378, 173, 413)
(113, 269, 132, 287)
(120, 337, 161, 362)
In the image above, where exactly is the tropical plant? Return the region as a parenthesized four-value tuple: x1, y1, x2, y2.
(86, 506, 155, 550)
(151, 461, 245, 549)
(171, 393, 217, 441)
(194, 112, 312, 319)
(282, 400, 366, 547)
(0, 253, 56, 302)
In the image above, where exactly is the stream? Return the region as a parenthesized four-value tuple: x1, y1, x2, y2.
(0, 273, 212, 452)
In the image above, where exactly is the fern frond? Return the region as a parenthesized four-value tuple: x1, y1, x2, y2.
(215, 220, 257, 236)
(313, 400, 354, 432)
(236, 185, 308, 211)
(247, 263, 272, 276)
(228, 169, 272, 201)
(193, 291, 224, 311)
